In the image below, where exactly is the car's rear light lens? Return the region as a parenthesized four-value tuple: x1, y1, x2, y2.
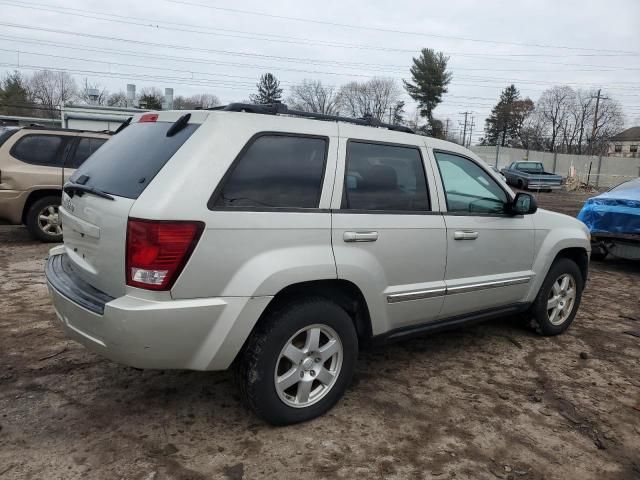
(139, 113, 159, 123)
(126, 218, 204, 290)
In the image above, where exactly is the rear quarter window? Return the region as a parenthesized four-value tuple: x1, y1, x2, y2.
(0, 128, 19, 149)
(70, 122, 198, 199)
(210, 134, 328, 209)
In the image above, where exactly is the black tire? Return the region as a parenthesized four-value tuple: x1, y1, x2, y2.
(529, 258, 584, 336)
(235, 298, 358, 425)
(25, 195, 63, 243)
(516, 179, 525, 189)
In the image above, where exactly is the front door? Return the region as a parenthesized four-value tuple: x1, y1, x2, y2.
(432, 151, 535, 318)
(331, 134, 447, 335)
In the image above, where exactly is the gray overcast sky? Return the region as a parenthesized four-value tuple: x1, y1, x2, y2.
(1, 0, 639, 139)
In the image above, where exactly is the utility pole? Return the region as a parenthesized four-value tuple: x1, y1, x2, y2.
(589, 89, 608, 155)
(467, 117, 475, 148)
(445, 118, 450, 138)
(460, 111, 471, 147)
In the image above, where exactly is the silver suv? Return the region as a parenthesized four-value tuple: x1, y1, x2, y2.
(45, 104, 590, 425)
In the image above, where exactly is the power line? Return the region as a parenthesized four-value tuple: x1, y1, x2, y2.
(2, 1, 638, 63)
(6, 45, 640, 104)
(2, 28, 640, 97)
(166, 0, 640, 55)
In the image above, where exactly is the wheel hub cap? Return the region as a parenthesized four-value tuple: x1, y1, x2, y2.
(301, 357, 314, 370)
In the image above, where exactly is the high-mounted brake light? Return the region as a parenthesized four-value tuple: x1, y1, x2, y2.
(126, 218, 204, 291)
(139, 113, 159, 123)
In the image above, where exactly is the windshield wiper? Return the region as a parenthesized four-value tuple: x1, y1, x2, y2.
(114, 116, 132, 134)
(64, 182, 115, 201)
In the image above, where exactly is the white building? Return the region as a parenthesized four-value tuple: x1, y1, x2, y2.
(61, 104, 147, 132)
(609, 127, 640, 158)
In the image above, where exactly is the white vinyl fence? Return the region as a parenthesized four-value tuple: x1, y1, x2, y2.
(470, 146, 640, 189)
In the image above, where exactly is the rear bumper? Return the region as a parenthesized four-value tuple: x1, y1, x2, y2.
(0, 189, 28, 224)
(45, 253, 272, 370)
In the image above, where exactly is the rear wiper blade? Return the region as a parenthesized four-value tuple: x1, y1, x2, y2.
(63, 182, 114, 201)
(166, 113, 191, 137)
(114, 116, 132, 134)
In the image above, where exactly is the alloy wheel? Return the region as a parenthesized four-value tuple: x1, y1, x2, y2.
(547, 273, 576, 326)
(38, 205, 62, 237)
(274, 324, 343, 408)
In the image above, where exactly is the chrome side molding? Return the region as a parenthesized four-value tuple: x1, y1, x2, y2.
(387, 276, 532, 303)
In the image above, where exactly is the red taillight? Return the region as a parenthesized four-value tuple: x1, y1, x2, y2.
(139, 113, 159, 123)
(126, 218, 204, 291)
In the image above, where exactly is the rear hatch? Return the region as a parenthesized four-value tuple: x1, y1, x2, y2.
(59, 111, 205, 298)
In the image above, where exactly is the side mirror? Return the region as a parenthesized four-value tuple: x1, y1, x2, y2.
(509, 192, 537, 215)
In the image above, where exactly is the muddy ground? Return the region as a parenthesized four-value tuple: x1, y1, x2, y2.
(0, 190, 639, 480)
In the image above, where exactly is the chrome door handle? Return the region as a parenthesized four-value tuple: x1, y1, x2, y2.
(343, 231, 378, 242)
(454, 230, 479, 240)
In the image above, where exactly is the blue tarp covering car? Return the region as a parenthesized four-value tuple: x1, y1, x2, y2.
(577, 178, 640, 260)
(578, 178, 640, 234)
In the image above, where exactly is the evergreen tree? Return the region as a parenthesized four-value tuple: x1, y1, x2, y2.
(138, 87, 163, 110)
(392, 101, 405, 124)
(0, 71, 31, 116)
(484, 85, 534, 147)
(403, 49, 452, 122)
(250, 73, 283, 104)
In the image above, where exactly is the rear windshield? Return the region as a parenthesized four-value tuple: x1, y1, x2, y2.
(70, 121, 199, 199)
(516, 162, 543, 173)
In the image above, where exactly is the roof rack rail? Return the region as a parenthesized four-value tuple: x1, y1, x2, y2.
(210, 102, 414, 134)
(21, 125, 114, 135)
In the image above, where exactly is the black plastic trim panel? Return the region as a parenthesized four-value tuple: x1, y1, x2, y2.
(373, 303, 531, 345)
(45, 254, 114, 315)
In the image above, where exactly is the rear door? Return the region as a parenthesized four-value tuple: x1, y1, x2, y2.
(431, 150, 534, 318)
(331, 127, 447, 335)
(60, 112, 205, 298)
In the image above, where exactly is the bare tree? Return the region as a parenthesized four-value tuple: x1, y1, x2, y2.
(107, 90, 128, 107)
(519, 108, 548, 151)
(174, 93, 221, 110)
(79, 78, 107, 106)
(537, 86, 574, 152)
(287, 79, 341, 115)
(589, 96, 624, 155)
(27, 70, 77, 116)
(339, 78, 401, 122)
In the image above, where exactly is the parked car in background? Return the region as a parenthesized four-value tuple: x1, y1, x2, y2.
(0, 126, 110, 242)
(578, 177, 640, 260)
(45, 104, 590, 425)
(501, 161, 563, 191)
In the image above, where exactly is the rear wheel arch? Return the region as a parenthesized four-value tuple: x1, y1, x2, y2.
(21, 189, 62, 224)
(252, 279, 372, 346)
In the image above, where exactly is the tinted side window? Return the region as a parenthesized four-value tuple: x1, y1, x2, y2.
(342, 141, 429, 211)
(11, 134, 69, 167)
(212, 135, 327, 209)
(68, 137, 107, 168)
(435, 152, 507, 214)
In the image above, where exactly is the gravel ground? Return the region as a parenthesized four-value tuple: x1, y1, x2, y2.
(0, 190, 639, 480)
